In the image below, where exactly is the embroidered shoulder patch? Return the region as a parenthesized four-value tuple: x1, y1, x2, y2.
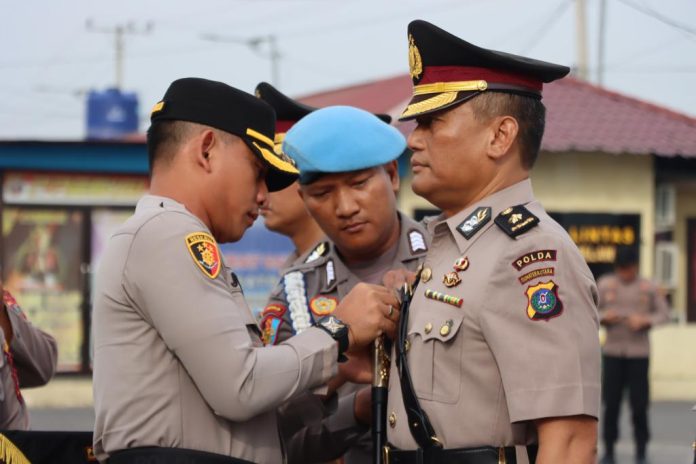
(495, 205, 539, 239)
(526, 280, 563, 321)
(457, 207, 492, 240)
(261, 303, 287, 318)
(261, 316, 283, 345)
(305, 242, 328, 263)
(518, 267, 555, 284)
(185, 232, 221, 279)
(309, 295, 338, 316)
(408, 229, 428, 253)
(512, 249, 557, 271)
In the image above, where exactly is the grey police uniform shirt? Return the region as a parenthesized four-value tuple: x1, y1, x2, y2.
(387, 179, 601, 452)
(263, 213, 430, 463)
(92, 195, 338, 463)
(0, 292, 57, 430)
(598, 273, 669, 358)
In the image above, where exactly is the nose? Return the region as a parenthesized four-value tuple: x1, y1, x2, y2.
(256, 179, 269, 207)
(335, 187, 359, 219)
(407, 126, 425, 152)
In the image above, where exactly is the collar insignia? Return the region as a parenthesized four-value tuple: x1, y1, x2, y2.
(457, 207, 492, 240)
(495, 205, 539, 239)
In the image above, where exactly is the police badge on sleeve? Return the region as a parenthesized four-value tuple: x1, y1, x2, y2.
(185, 232, 221, 279)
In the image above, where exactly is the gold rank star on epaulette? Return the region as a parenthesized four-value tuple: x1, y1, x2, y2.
(494, 205, 539, 238)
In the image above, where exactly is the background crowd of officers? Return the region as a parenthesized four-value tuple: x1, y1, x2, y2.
(0, 19, 674, 464)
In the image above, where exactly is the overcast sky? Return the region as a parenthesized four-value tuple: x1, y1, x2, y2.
(1, 0, 695, 139)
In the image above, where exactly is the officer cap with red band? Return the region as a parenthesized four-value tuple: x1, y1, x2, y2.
(400, 20, 570, 120)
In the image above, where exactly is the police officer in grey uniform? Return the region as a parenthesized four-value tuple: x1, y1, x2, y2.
(383, 21, 601, 464)
(598, 246, 670, 464)
(260, 105, 429, 463)
(92, 78, 399, 464)
(0, 287, 57, 430)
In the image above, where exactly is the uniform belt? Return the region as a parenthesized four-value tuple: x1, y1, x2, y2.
(108, 447, 254, 464)
(386, 445, 516, 464)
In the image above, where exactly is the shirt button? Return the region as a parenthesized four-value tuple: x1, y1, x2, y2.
(424, 323, 433, 334)
(421, 267, 432, 282)
(388, 412, 397, 428)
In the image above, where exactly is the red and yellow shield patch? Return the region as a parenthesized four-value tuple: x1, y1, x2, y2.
(186, 232, 221, 279)
(309, 295, 338, 316)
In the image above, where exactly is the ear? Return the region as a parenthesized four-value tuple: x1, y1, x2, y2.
(487, 116, 518, 160)
(196, 130, 217, 172)
(384, 160, 400, 193)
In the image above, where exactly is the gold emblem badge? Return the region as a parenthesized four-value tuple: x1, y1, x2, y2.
(185, 232, 221, 279)
(442, 271, 461, 287)
(408, 34, 423, 80)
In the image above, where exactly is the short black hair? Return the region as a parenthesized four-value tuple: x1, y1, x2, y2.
(615, 246, 639, 268)
(146, 120, 185, 174)
(469, 92, 546, 169)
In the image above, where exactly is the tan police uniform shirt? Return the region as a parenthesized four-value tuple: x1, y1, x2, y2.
(387, 179, 601, 451)
(92, 195, 338, 463)
(264, 213, 429, 463)
(0, 291, 57, 430)
(598, 274, 669, 358)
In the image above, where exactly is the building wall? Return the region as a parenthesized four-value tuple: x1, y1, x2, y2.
(674, 182, 696, 320)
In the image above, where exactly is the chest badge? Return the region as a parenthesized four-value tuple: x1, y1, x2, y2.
(310, 295, 338, 316)
(442, 271, 462, 287)
(185, 232, 221, 279)
(526, 280, 563, 321)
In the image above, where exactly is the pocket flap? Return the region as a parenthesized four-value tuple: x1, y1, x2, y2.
(408, 306, 464, 343)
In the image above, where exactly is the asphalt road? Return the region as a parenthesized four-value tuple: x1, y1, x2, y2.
(28, 400, 696, 463)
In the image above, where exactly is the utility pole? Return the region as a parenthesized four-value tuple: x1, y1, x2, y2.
(597, 0, 608, 86)
(200, 33, 281, 87)
(86, 20, 153, 90)
(575, 0, 589, 81)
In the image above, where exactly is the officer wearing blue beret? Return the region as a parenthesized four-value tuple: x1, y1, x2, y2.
(262, 106, 430, 463)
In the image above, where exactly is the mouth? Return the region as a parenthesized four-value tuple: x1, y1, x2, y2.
(411, 157, 429, 173)
(259, 206, 270, 217)
(342, 221, 367, 234)
(247, 211, 259, 223)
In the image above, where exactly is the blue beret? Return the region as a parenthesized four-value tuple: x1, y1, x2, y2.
(282, 106, 406, 184)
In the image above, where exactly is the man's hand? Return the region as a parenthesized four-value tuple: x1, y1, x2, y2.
(353, 387, 372, 426)
(333, 283, 399, 352)
(339, 347, 373, 384)
(382, 269, 417, 293)
(626, 313, 651, 331)
(600, 309, 622, 326)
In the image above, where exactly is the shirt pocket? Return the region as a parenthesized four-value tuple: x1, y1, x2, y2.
(406, 306, 464, 404)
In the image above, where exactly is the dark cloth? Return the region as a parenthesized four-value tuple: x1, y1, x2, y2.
(602, 355, 650, 453)
(108, 447, 254, 464)
(0, 430, 94, 463)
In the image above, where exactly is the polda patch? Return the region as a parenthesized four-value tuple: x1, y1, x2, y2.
(185, 232, 221, 279)
(512, 249, 557, 271)
(518, 267, 555, 284)
(526, 280, 563, 321)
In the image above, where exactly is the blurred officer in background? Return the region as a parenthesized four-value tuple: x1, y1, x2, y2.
(599, 246, 670, 464)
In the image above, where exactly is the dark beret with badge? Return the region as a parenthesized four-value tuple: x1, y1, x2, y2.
(150, 77, 298, 191)
(255, 81, 393, 151)
(400, 20, 570, 120)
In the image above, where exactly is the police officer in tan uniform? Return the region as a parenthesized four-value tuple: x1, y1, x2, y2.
(0, 287, 57, 430)
(383, 21, 601, 464)
(598, 246, 669, 464)
(92, 78, 399, 464)
(260, 105, 429, 463)
(256, 82, 326, 267)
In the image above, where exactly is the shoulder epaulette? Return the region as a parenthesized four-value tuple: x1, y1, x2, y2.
(495, 205, 539, 239)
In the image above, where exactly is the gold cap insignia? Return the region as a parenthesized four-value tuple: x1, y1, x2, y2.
(408, 34, 423, 80)
(151, 101, 164, 115)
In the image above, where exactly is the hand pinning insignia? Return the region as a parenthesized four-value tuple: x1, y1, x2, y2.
(457, 207, 492, 240)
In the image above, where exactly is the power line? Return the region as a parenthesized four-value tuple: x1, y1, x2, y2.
(616, 0, 696, 38)
(519, 0, 573, 55)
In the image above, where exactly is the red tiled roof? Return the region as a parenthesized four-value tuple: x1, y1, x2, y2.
(298, 74, 696, 158)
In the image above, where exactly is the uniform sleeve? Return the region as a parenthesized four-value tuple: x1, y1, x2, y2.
(280, 390, 367, 463)
(6, 306, 57, 388)
(123, 213, 338, 422)
(649, 282, 670, 327)
(479, 235, 601, 423)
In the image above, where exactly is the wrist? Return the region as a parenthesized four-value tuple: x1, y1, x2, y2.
(315, 315, 350, 362)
